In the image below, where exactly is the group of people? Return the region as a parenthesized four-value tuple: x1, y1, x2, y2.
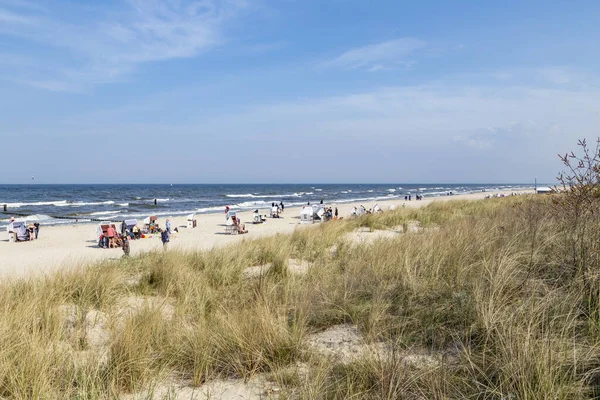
(7, 217, 40, 242)
(350, 204, 383, 216)
(404, 194, 424, 201)
(323, 207, 339, 221)
(99, 218, 175, 255)
(271, 202, 284, 218)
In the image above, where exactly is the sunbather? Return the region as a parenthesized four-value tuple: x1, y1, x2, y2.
(231, 216, 248, 234)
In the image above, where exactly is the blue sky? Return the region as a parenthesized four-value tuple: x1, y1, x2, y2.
(1, 0, 599, 184)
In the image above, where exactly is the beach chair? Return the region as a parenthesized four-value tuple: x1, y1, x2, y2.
(11, 222, 28, 242)
(253, 210, 262, 224)
(187, 214, 197, 228)
(226, 211, 237, 223)
(225, 217, 237, 234)
(300, 207, 313, 224)
(122, 219, 138, 235)
(144, 216, 159, 233)
(7, 222, 15, 242)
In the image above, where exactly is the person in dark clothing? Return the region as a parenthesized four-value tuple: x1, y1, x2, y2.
(280, 201, 284, 212)
(122, 236, 130, 257)
(334, 207, 338, 219)
(320, 199, 323, 204)
(33, 222, 40, 239)
(161, 229, 169, 249)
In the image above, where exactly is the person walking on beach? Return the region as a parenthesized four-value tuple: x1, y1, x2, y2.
(122, 235, 130, 257)
(33, 221, 40, 239)
(280, 201, 284, 212)
(161, 229, 170, 249)
(165, 219, 171, 234)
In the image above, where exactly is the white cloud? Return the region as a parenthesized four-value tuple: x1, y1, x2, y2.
(323, 37, 426, 71)
(0, 0, 247, 91)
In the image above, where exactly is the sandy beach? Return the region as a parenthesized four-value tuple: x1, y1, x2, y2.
(0, 190, 532, 278)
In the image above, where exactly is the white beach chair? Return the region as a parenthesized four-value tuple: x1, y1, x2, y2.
(187, 214, 196, 228)
(225, 217, 237, 234)
(300, 207, 313, 224)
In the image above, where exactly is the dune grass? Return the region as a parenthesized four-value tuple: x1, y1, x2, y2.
(1, 195, 600, 398)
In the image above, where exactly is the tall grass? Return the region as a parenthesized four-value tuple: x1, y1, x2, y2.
(0, 195, 600, 398)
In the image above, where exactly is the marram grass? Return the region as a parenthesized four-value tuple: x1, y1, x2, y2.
(0, 196, 600, 398)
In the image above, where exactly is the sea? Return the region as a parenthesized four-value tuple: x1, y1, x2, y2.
(0, 183, 532, 228)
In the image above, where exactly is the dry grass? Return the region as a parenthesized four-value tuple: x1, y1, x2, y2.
(1, 195, 600, 398)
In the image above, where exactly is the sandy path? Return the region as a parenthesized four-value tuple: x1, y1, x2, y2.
(0, 190, 531, 278)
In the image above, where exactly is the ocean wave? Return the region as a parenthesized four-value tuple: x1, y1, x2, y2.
(118, 203, 129, 207)
(196, 206, 228, 213)
(226, 194, 256, 198)
(90, 211, 121, 216)
(1, 200, 67, 208)
(13, 214, 54, 222)
(388, 189, 396, 192)
(234, 200, 271, 209)
(65, 201, 115, 207)
(226, 193, 304, 199)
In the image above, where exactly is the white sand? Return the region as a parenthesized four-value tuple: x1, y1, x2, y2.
(0, 190, 532, 278)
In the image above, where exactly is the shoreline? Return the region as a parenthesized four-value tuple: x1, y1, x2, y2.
(0, 189, 533, 278)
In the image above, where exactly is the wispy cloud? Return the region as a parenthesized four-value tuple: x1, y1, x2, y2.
(323, 37, 426, 71)
(0, 0, 248, 91)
